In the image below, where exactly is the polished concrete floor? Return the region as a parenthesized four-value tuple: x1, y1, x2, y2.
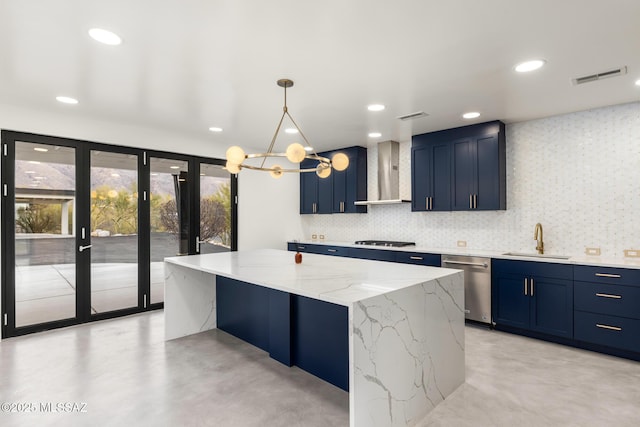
(1, 313, 639, 426)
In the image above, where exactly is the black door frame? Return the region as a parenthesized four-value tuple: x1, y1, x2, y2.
(1, 130, 237, 337)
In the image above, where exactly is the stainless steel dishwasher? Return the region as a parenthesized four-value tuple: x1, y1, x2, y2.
(441, 255, 491, 324)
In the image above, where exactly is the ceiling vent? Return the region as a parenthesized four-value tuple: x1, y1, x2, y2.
(396, 111, 429, 121)
(572, 66, 627, 85)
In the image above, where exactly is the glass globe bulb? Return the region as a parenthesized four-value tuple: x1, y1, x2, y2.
(332, 152, 349, 171)
(316, 163, 332, 178)
(285, 143, 306, 163)
(225, 161, 241, 174)
(270, 165, 284, 179)
(226, 146, 245, 164)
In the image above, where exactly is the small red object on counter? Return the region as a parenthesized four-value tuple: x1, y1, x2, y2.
(295, 252, 302, 264)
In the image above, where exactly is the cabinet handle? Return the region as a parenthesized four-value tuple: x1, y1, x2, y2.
(531, 278, 534, 296)
(298, 246, 306, 249)
(469, 194, 473, 209)
(430, 197, 433, 210)
(596, 323, 622, 332)
(474, 194, 477, 209)
(595, 273, 621, 278)
(595, 293, 622, 299)
(524, 278, 528, 296)
(327, 249, 337, 253)
(341, 201, 345, 212)
(410, 256, 423, 260)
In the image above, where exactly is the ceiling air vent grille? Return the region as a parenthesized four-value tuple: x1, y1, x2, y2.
(396, 111, 429, 121)
(572, 66, 627, 85)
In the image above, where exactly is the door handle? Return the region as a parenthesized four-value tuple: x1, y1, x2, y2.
(196, 236, 203, 253)
(79, 244, 93, 252)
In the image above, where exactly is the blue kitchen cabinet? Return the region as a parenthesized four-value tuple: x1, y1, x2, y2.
(288, 242, 350, 257)
(394, 251, 441, 266)
(412, 121, 506, 212)
(492, 259, 573, 338)
(300, 146, 367, 215)
(299, 157, 332, 214)
(331, 146, 367, 214)
(574, 265, 640, 354)
(348, 247, 396, 262)
(411, 139, 451, 211)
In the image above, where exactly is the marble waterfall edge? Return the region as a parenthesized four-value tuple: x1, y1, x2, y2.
(165, 262, 217, 340)
(351, 271, 465, 426)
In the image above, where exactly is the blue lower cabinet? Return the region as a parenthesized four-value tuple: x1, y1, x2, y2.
(492, 260, 573, 339)
(575, 311, 640, 353)
(216, 276, 270, 352)
(216, 276, 348, 390)
(292, 295, 349, 391)
(395, 251, 441, 266)
(349, 247, 396, 262)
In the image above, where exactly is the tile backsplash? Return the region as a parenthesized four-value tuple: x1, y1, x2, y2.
(300, 102, 640, 257)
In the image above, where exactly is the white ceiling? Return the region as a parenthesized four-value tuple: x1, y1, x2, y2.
(1, 0, 639, 153)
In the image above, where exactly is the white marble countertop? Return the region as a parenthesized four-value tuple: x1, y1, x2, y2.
(290, 240, 640, 269)
(164, 248, 462, 307)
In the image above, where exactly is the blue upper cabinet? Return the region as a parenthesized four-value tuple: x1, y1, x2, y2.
(300, 146, 367, 215)
(411, 139, 451, 211)
(412, 121, 506, 212)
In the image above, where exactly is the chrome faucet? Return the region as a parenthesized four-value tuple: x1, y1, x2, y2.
(534, 223, 544, 254)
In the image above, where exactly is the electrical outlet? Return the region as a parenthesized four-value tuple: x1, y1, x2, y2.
(319, 234, 325, 240)
(457, 240, 467, 248)
(585, 247, 601, 256)
(311, 234, 317, 240)
(624, 249, 640, 258)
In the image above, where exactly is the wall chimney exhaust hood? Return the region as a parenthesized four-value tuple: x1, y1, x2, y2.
(354, 140, 410, 206)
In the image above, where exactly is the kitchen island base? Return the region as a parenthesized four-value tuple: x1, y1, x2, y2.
(164, 249, 464, 426)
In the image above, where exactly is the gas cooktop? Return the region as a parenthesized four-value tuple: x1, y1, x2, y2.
(354, 240, 416, 247)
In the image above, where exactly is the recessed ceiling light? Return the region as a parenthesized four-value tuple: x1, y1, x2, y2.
(515, 59, 546, 73)
(33, 147, 49, 152)
(56, 96, 78, 105)
(304, 146, 313, 152)
(367, 104, 385, 112)
(285, 128, 298, 134)
(368, 132, 382, 138)
(462, 112, 481, 119)
(208, 127, 223, 132)
(635, 79, 640, 86)
(170, 166, 180, 169)
(88, 28, 122, 46)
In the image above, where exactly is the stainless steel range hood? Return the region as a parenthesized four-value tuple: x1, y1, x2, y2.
(354, 140, 411, 206)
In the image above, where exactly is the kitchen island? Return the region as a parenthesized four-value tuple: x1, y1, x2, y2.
(164, 249, 464, 426)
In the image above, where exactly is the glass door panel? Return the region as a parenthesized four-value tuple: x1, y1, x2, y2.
(149, 157, 189, 304)
(14, 141, 76, 327)
(90, 151, 139, 313)
(199, 163, 232, 254)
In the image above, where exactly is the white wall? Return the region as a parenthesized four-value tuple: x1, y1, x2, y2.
(300, 102, 640, 258)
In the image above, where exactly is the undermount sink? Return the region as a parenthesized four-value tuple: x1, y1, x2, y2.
(502, 252, 571, 260)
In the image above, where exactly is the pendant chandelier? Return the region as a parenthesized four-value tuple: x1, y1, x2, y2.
(225, 79, 349, 179)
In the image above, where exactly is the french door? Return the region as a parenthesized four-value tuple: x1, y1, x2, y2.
(1, 131, 236, 337)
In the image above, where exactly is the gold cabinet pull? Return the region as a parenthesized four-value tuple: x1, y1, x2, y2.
(426, 197, 430, 210)
(596, 323, 622, 331)
(531, 278, 534, 297)
(469, 194, 473, 209)
(524, 278, 528, 296)
(410, 256, 423, 260)
(429, 197, 433, 210)
(595, 293, 622, 299)
(595, 273, 621, 278)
